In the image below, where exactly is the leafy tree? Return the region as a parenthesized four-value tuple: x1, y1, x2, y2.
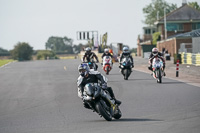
(130, 48, 137, 53)
(143, 0, 177, 26)
(73, 43, 83, 53)
(10, 42, 33, 61)
(36, 50, 58, 60)
(188, 2, 200, 11)
(45, 36, 74, 54)
(0, 47, 10, 56)
(153, 32, 161, 45)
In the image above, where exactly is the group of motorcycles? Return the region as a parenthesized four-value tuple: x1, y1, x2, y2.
(101, 55, 133, 80)
(80, 56, 164, 121)
(84, 55, 134, 80)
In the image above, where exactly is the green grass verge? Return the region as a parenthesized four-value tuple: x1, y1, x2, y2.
(0, 59, 14, 67)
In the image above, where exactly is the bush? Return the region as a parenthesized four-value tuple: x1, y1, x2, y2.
(36, 50, 59, 60)
(173, 54, 182, 64)
(153, 32, 161, 45)
(10, 42, 33, 61)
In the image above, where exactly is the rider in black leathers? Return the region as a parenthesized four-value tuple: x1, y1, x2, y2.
(77, 64, 121, 109)
(82, 47, 99, 63)
(119, 47, 134, 71)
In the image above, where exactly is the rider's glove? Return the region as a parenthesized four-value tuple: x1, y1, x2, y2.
(102, 83, 107, 89)
(132, 63, 134, 68)
(163, 63, 165, 69)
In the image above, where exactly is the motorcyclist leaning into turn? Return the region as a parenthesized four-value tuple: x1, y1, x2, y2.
(77, 63, 121, 109)
(119, 47, 134, 71)
(148, 47, 166, 76)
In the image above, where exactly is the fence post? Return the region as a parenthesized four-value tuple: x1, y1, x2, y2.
(176, 59, 179, 77)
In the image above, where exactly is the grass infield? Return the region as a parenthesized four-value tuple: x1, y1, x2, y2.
(0, 60, 14, 67)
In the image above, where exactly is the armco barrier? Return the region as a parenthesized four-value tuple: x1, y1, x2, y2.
(184, 53, 187, 64)
(192, 54, 196, 65)
(186, 53, 192, 65)
(196, 54, 200, 66)
(181, 53, 185, 64)
(180, 52, 200, 66)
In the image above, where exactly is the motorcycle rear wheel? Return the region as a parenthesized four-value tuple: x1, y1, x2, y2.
(95, 100, 112, 121)
(113, 108, 122, 119)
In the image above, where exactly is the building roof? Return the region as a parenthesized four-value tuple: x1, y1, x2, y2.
(155, 4, 200, 24)
(168, 29, 200, 38)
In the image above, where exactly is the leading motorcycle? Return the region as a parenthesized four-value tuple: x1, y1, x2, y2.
(82, 83, 122, 121)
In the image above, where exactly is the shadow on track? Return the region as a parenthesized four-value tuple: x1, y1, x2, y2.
(106, 73, 121, 75)
(112, 118, 163, 122)
(87, 118, 162, 123)
(161, 82, 184, 84)
(108, 78, 153, 82)
(126, 78, 153, 81)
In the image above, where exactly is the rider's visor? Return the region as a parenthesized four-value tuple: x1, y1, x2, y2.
(79, 69, 86, 73)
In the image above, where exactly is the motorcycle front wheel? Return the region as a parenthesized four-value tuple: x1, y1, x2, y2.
(106, 66, 109, 75)
(156, 69, 162, 83)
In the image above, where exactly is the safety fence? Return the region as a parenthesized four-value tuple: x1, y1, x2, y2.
(180, 52, 200, 66)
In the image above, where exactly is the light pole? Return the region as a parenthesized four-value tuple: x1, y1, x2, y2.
(164, 8, 167, 39)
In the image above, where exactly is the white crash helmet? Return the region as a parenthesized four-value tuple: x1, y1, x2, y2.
(152, 48, 158, 56)
(104, 48, 109, 54)
(123, 47, 129, 54)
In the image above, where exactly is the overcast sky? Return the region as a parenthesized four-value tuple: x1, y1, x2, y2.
(0, 0, 199, 50)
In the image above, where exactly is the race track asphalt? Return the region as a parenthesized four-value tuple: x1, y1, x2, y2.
(0, 59, 200, 133)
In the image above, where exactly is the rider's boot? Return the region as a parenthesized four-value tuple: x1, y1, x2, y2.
(107, 87, 121, 105)
(163, 72, 166, 76)
(114, 98, 122, 105)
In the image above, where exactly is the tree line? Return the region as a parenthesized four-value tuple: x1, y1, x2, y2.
(0, 36, 86, 61)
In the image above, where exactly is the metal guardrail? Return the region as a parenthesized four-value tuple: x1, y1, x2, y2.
(180, 52, 200, 66)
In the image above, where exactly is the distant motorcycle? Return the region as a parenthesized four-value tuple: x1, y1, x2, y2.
(120, 57, 133, 80)
(102, 56, 112, 75)
(82, 83, 122, 121)
(152, 57, 164, 83)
